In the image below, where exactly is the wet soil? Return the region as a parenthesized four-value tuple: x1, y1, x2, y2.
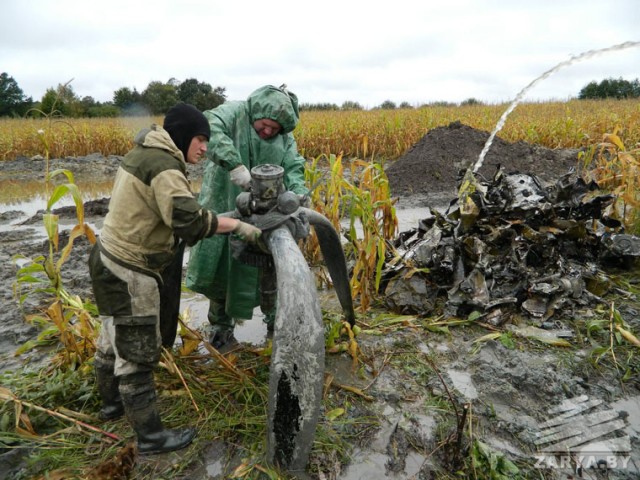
(1, 123, 638, 479)
(385, 120, 580, 208)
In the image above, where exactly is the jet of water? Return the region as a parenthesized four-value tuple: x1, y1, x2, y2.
(473, 40, 640, 174)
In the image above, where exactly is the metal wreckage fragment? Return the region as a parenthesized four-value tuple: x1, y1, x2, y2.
(382, 166, 640, 327)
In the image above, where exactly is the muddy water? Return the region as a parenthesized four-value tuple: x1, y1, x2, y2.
(0, 178, 114, 239)
(0, 178, 437, 352)
(446, 369, 478, 401)
(165, 202, 434, 346)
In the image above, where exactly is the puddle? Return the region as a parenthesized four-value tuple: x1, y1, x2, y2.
(446, 369, 478, 400)
(0, 179, 113, 237)
(339, 446, 427, 479)
(340, 206, 439, 240)
(180, 290, 269, 346)
(205, 457, 223, 478)
(394, 206, 436, 232)
(0, 178, 113, 208)
(340, 450, 389, 479)
(611, 395, 640, 435)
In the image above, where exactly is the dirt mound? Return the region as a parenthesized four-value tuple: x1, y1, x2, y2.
(386, 121, 580, 197)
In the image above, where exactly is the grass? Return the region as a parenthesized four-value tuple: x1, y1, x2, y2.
(0, 319, 379, 480)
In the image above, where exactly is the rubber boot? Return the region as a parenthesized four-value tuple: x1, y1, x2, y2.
(207, 299, 236, 349)
(119, 371, 196, 455)
(94, 353, 124, 421)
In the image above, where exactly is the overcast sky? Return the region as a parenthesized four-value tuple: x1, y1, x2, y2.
(2, 0, 639, 108)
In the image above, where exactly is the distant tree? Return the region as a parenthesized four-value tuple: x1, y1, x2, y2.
(0, 72, 33, 117)
(142, 80, 178, 115)
(578, 77, 640, 99)
(176, 78, 226, 111)
(420, 101, 457, 108)
(341, 100, 363, 111)
(76, 96, 119, 118)
(460, 98, 483, 106)
(77, 95, 97, 116)
(87, 103, 119, 117)
(579, 81, 600, 99)
(299, 102, 339, 111)
(38, 82, 80, 117)
(399, 101, 413, 109)
(39, 89, 59, 116)
(378, 100, 396, 110)
(113, 87, 146, 115)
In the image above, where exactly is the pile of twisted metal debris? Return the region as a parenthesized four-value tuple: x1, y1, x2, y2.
(383, 166, 640, 329)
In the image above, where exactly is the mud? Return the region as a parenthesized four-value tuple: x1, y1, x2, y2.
(386, 121, 580, 201)
(1, 123, 638, 479)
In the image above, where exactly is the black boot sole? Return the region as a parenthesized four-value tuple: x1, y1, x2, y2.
(138, 427, 196, 455)
(99, 404, 125, 421)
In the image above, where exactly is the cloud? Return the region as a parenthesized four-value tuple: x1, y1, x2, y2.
(2, 0, 639, 107)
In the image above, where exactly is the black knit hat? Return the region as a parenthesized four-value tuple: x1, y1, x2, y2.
(163, 103, 211, 160)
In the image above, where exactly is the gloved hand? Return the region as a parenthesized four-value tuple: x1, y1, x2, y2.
(233, 221, 261, 244)
(230, 165, 252, 190)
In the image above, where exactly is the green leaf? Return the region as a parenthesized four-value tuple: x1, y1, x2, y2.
(326, 407, 345, 421)
(47, 184, 71, 210)
(47, 168, 75, 184)
(17, 263, 45, 275)
(43, 213, 59, 243)
(14, 339, 39, 355)
(499, 333, 515, 349)
(374, 240, 385, 292)
(16, 274, 46, 284)
(426, 325, 450, 334)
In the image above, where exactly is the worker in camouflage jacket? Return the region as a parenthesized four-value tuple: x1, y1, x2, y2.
(89, 103, 261, 455)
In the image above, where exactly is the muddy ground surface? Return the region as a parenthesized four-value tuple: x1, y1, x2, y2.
(0, 123, 638, 479)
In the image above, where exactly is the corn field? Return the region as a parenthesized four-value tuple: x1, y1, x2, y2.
(1, 99, 639, 161)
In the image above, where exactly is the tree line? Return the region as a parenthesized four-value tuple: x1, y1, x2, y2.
(577, 77, 640, 100)
(0, 74, 227, 118)
(1, 72, 639, 118)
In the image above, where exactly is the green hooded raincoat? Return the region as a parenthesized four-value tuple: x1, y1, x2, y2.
(185, 85, 308, 319)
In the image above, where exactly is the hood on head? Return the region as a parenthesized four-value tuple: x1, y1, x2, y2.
(247, 85, 299, 134)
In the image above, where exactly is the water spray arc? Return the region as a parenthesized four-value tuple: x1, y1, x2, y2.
(457, 40, 640, 231)
(473, 40, 640, 174)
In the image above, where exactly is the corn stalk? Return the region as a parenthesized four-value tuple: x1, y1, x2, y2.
(13, 103, 99, 368)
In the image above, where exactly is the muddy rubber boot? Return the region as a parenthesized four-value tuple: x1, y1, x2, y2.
(94, 354, 124, 421)
(119, 371, 196, 455)
(207, 300, 236, 349)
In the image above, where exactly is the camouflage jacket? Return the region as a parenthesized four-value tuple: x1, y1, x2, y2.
(99, 125, 217, 274)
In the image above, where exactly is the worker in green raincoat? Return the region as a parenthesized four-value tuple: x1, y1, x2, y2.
(186, 85, 309, 348)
